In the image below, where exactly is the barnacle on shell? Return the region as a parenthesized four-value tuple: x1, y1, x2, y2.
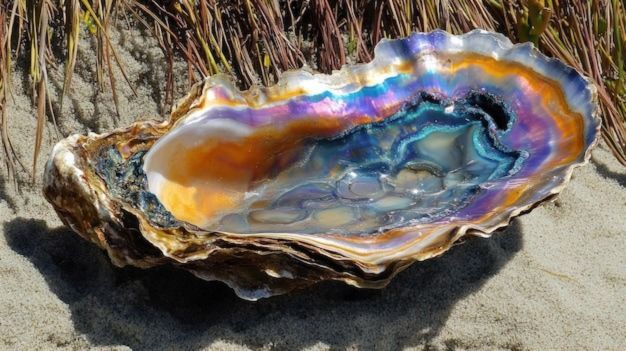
(44, 30, 600, 300)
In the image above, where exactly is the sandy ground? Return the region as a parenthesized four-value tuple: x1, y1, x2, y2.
(1, 26, 625, 351)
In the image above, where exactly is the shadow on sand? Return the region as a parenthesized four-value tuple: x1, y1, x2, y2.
(4, 217, 522, 350)
(0, 173, 17, 211)
(592, 158, 626, 188)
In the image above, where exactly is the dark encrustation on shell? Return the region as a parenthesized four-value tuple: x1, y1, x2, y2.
(44, 30, 599, 300)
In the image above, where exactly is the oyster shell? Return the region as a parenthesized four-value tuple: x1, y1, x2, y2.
(44, 30, 600, 300)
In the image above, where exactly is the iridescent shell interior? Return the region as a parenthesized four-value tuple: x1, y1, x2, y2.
(144, 93, 524, 236)
(44, 30, 599, 299)
(142, 30, 598, 240)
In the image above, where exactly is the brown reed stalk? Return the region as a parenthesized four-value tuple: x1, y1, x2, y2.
(0, 4, 16, 187)
(30, 0, 55, 180)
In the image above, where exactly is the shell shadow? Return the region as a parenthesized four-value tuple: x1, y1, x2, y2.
(4, 217, 522, 350)
(0, 173, 16, 210)
(592, 158, 626, 188)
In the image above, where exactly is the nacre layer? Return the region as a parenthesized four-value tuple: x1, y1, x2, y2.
(44, 30, 600, 300)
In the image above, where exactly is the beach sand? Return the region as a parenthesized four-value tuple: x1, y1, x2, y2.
(1, 26, 625, 350)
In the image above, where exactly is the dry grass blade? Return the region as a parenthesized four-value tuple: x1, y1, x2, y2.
(250, 0, 303, 81)
(101, 0, 122, 118)
(0, 4, 16, 186)
(121, 1, 198, 104)
(60, 0, 80, 114)
(1, 1, 28, 185)
(343, 0, 372, 62)
(79, 0, 137, 116)
(314, 0, 346, 72)
(31, 0, 55, 182)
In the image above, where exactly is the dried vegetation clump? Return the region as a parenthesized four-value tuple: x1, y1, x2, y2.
(0, 0, 625, 183)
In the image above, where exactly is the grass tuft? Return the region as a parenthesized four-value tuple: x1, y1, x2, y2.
(0, 0, 625, 184)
